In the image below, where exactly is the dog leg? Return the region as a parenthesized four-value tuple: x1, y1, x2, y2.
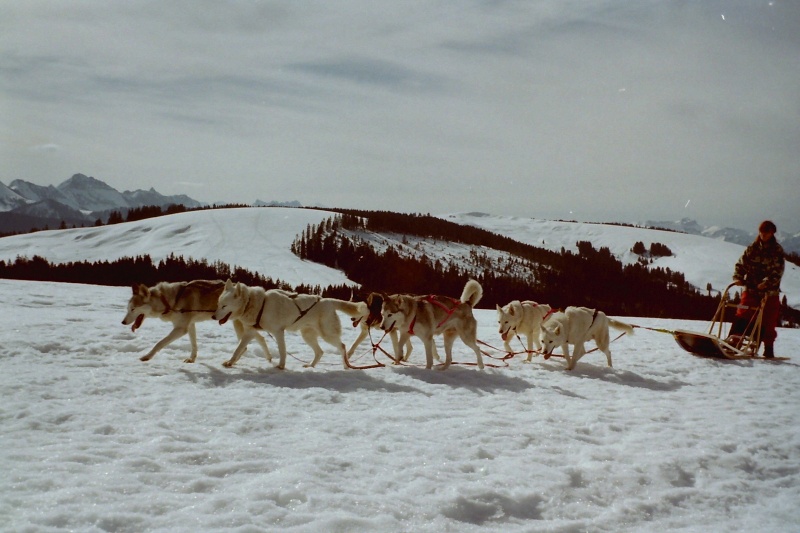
(396, 332, 412, 363)
(254, 332, 273, 363)
(463, 338, 485, 370)
(184, 323, 199, 363)
(422, 336, 436, 369)
(524, 335, 535, 362)
(302, 329, 325, 368)
(561, 343, 572, 370)
(223, 332, 254, 368)
(438, 332, 456, 370)
(274, 330, 288, 370)
(347, 327, 369, 357)
(568, 343, 586, 370)
(140, 325, 188, 361)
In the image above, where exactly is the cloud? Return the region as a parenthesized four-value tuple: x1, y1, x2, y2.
(30, 143, 62, 153)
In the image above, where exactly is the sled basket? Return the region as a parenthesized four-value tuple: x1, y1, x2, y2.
(673, 282, 766, 359)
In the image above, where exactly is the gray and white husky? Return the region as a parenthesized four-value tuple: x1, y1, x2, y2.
(122, 280, 269, 363)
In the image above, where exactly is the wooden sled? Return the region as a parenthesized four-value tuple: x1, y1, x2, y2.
(672, 282, 788, 361)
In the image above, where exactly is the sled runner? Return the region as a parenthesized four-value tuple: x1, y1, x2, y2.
(672, 282, 788, 360)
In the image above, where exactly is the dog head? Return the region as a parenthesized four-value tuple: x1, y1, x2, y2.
(496, 300, 523, 340)
(121, 283, 155, 332)
(539, 321, 565, 356)
(212, 279, 244, 325)
(380, 295, 408, 333)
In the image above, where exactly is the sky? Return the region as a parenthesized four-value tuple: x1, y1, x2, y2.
(1, 0, 799, 232)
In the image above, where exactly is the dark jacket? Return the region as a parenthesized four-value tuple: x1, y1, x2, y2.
(733, 237, 785, 293)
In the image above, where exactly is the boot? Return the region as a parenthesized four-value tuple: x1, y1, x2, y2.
(763, 344, 774, 359)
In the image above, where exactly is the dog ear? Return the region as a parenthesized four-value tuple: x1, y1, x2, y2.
(553, 325, 561, 336)
(133, 283, 148, 296)
(496, 304, 502, 312)
(224, 278, 233, 290)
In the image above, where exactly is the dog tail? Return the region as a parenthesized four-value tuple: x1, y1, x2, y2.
(460, 279, 483, 308)
(332, 299, 369, 318)
(608, 318, 635, 336)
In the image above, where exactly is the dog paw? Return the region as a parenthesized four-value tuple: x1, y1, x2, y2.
(183, 358, 196, 363)
(222, 361, 234, 368)
(140, 355, 153, 362)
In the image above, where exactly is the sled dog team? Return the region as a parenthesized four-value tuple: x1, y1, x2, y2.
(122, 279, 634, 371)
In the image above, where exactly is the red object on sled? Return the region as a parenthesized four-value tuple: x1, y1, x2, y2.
(672, 282, 775, 360)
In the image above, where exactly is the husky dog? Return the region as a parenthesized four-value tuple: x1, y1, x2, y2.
(347, 292, 414, 361)
(213, 280, 368, 369)
(496, 300, 553, 361)
(539, 306, 634, 370)
(122, 280, 270, 363)
(380, 280, 485, 370)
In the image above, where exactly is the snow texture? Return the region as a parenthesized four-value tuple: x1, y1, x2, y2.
(1, 278, 798, 532)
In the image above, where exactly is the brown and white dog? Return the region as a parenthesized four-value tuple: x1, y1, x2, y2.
(347, 292, 415, 361)
(379, 280, 485, 370)
(121, 280, 270, 363)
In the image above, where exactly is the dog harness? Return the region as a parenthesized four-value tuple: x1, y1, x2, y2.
(407, 295, 462, 335)
(251, 292, 319, 330)
(159, 282, 188, 314)
(501, 301, 556, 338)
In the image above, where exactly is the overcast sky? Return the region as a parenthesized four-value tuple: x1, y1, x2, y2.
(2, 1, 798, 231)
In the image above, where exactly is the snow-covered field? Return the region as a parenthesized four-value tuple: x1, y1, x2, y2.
(2, 278, 798, 532)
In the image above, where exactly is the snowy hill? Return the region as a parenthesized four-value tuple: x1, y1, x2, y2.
(440, 213, 800, 308)
(1, 206, 798, 309)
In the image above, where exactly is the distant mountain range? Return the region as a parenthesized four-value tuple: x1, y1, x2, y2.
(0, 174, 204, 233)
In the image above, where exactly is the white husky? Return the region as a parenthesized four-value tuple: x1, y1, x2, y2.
(379, 280, 485, 370)
(213, 280, 368, 369)
(496, 300, 553, 361)
(121, 280, 270, 363)
(539, 306, 634, 370)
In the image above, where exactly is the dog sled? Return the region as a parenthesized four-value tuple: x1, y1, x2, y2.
(671, 282, 787, 360)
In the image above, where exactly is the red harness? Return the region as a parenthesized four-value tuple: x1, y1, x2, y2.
(408, 295, 462, 335)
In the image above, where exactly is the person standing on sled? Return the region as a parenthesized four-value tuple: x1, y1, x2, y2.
(729, 220, 785, 358)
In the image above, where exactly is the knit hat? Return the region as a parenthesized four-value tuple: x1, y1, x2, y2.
(759, 220, 777, 234)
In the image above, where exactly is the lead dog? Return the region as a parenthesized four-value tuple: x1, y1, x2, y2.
(121, 280, 270, 363)
(539, 306, 634, 370)
(496, 300, 553, 361)
(213, 280, 368, 369)
(379, 280, 485, 370)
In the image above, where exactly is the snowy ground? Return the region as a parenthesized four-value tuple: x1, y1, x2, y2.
(2, 279, 798, 532)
